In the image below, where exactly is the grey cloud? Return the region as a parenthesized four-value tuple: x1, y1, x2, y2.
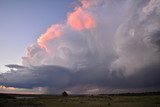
(5, 64, 27, 69)
(1, 0, 160, 94)
(112, 0, 160, 74)
(1, 65, 71, 93)
(1, 62, 160, 94)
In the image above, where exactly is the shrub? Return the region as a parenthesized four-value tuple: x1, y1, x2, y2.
(62, 91, 68, 97)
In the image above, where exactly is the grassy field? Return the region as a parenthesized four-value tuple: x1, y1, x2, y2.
(0, 93, 160, 107)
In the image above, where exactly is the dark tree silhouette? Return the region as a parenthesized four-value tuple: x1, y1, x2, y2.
(62, 91, 68, 96)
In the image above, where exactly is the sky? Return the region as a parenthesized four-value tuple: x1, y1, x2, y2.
(0, 0, 74, 71)
(0, 0, 160, 94)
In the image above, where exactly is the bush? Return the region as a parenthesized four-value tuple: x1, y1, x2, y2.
(62, 91, 68, 97)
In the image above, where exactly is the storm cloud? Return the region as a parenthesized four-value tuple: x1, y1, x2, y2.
(0, 0, 160, 94)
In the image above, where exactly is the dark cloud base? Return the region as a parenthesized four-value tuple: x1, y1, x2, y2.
(1, 64, 160, 94)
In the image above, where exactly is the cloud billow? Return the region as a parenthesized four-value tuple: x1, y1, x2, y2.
(1, 0, 160, 94)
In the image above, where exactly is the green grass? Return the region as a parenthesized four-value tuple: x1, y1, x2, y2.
(0, 93, 160, 107)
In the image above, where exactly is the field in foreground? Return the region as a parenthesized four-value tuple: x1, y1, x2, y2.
(0, 93, 160, 107)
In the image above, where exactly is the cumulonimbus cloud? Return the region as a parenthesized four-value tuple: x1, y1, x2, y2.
(1, 0, 160, 94)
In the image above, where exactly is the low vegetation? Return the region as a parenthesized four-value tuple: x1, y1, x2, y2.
(0, 92, 160, 107)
